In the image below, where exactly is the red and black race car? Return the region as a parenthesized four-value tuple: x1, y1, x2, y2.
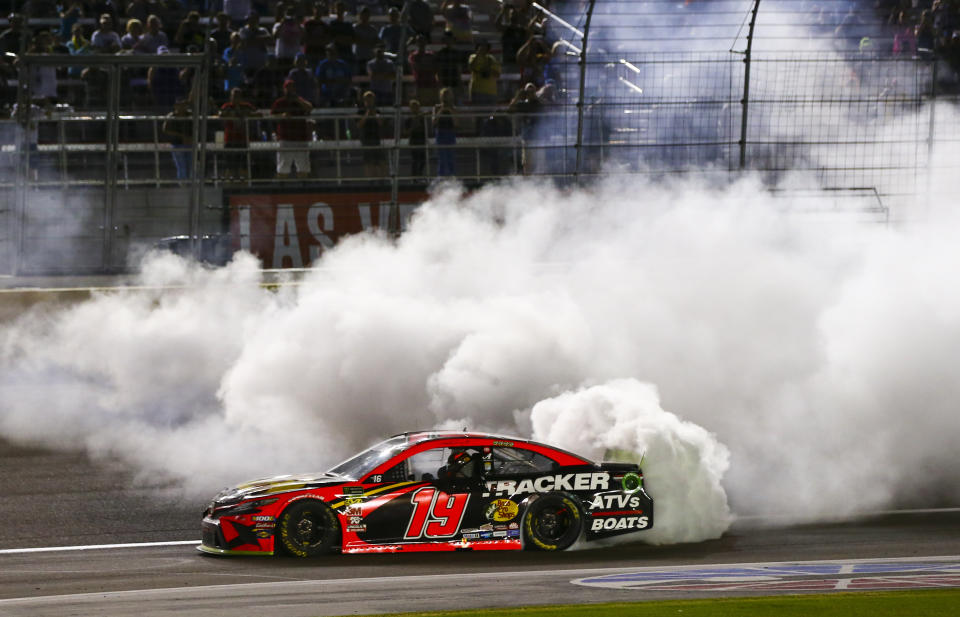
(199, 431, 653, 556)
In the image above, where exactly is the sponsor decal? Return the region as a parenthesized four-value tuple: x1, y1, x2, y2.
(462, 532, 479, 539)
(484, 472, 611, 497)
(255, 529, 272, 538)
(485, 499, 519, 523)
(346, 524, 366, 533)
(479, 523, 493, 532)
(590, 516, 649, 531)
(492, 530, 508, 538)
(587, 494, 645, 510)
(343, 505, 362, 517)
(229, 192, 424, 268)
(507, 529, 521, 538)
(342, 486, 364, 496)
(492, 441, 514, 447)
(255, 522, 275, 529)
(349, 516, 363, 525)
(621, 472, 643, 493)
(508, 522, 519, 530)
(345, 497, 363, 506)
(251, 515, 275, 522)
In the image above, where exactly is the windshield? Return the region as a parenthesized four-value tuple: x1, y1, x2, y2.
(327, 435, 409, 480)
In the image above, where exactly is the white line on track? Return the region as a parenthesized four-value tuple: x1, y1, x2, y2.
(0, 540, 199, 555)
(1, 506, 959, 555)
(0, 555, 958, 607)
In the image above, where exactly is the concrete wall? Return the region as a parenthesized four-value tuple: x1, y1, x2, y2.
(0, 186, 224, 275)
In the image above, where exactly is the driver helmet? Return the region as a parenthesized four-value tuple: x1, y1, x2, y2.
(447, 450, 476, 478)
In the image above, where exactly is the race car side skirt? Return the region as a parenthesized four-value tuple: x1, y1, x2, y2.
(196, 544, 274, 556)
(342, 538, 522, 554)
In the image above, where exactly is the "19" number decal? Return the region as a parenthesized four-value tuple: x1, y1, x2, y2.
(404, 487, 470, 539)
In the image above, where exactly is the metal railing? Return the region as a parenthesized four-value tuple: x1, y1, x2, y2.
(4, 1, 960, 274)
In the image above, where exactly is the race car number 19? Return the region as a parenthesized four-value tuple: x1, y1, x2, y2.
(404, 487, 470, 539)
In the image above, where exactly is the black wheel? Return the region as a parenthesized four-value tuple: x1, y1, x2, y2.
(522, 493, 582, 551)
(278, 500, 340, 557)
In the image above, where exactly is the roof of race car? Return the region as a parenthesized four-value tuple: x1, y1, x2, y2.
(391, 431, 594, 464)
(396, 431, 534, 446)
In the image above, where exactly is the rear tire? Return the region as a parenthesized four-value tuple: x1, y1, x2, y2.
(522, 493, 582, 551)
(278, 500, 340, 557)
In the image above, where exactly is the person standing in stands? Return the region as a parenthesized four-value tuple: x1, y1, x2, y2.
(210, 12, 234, 55)
(271, 78, 314, 178)
(326, 1, 355, 66)
(405, 98, 427, 179)
(467, 39, 499, 106)
(379, 7, 410, 61)
(223, 0, 251, 29)
(219, 87, 259, 180)
(433, 86, 456, 177)
(134, 14, 170, 54)
(91, 13, 122, 53)
(27, 31, 58, 104)
(440, 0, 472, 48)
(495, 5, 527, 70)
(120, 18, 143, 50)
(357, 90, 387, 178)
(508, 82, 542, 174)
(163, 98, 194, 180)
(222, 32, 249, 93)
(288, 52, 319, 105)
(366, 43, 396, 106)
(401, 0, 433, 43)
(0, 13, 31, 55)
(175, 11, 205, 52)
(315, 43, 353, 107)
(352, 6, 380, 75)
(435, 30, 465, 102)
(408, 35, 438, 105)
(274, 8, 304, 69)
(239, 11, 271, 72)
(302, 1, 330, 66)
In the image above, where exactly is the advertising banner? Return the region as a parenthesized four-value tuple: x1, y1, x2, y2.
(228, 190, 427, 268)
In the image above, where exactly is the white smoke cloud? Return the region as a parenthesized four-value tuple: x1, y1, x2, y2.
(2, 158, 959, 548)
(529, 379, 732, 544)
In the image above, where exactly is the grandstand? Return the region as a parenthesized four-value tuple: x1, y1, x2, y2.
(1, 1, 959, 273)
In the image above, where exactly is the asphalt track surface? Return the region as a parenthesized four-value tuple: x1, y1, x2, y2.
(1, 440, 959, 616)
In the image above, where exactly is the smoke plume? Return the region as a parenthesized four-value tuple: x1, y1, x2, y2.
(2, 158, 960, 545)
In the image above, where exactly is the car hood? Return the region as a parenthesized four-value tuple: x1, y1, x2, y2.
(216, 472, 347, 503)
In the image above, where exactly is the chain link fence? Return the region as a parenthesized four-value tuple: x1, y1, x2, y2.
(3, 3, 960, 273)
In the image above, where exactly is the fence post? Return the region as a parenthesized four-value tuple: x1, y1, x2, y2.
(574, 0, 597, 180)
(190, 50, 211, 262)
(739, 0, 762, 171)
(104, 64, 121, 271)
(12, 59, 30, 276)
(389, 38, 407, 237)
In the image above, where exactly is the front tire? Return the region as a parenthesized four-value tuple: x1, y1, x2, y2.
(278, 500, 340, 557)
(523, 493, 582, 551)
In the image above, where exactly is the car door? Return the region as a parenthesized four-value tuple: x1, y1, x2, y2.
(355, 446, 487, 545)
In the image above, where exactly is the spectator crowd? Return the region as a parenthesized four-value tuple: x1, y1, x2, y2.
(1, 0, 569, 179)
(3, 0, 960, 181)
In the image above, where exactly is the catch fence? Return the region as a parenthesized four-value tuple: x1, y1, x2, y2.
(2, 2, 959, 274)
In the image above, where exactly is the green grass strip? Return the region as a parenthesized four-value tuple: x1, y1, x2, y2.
(351, 589, 960, 617)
